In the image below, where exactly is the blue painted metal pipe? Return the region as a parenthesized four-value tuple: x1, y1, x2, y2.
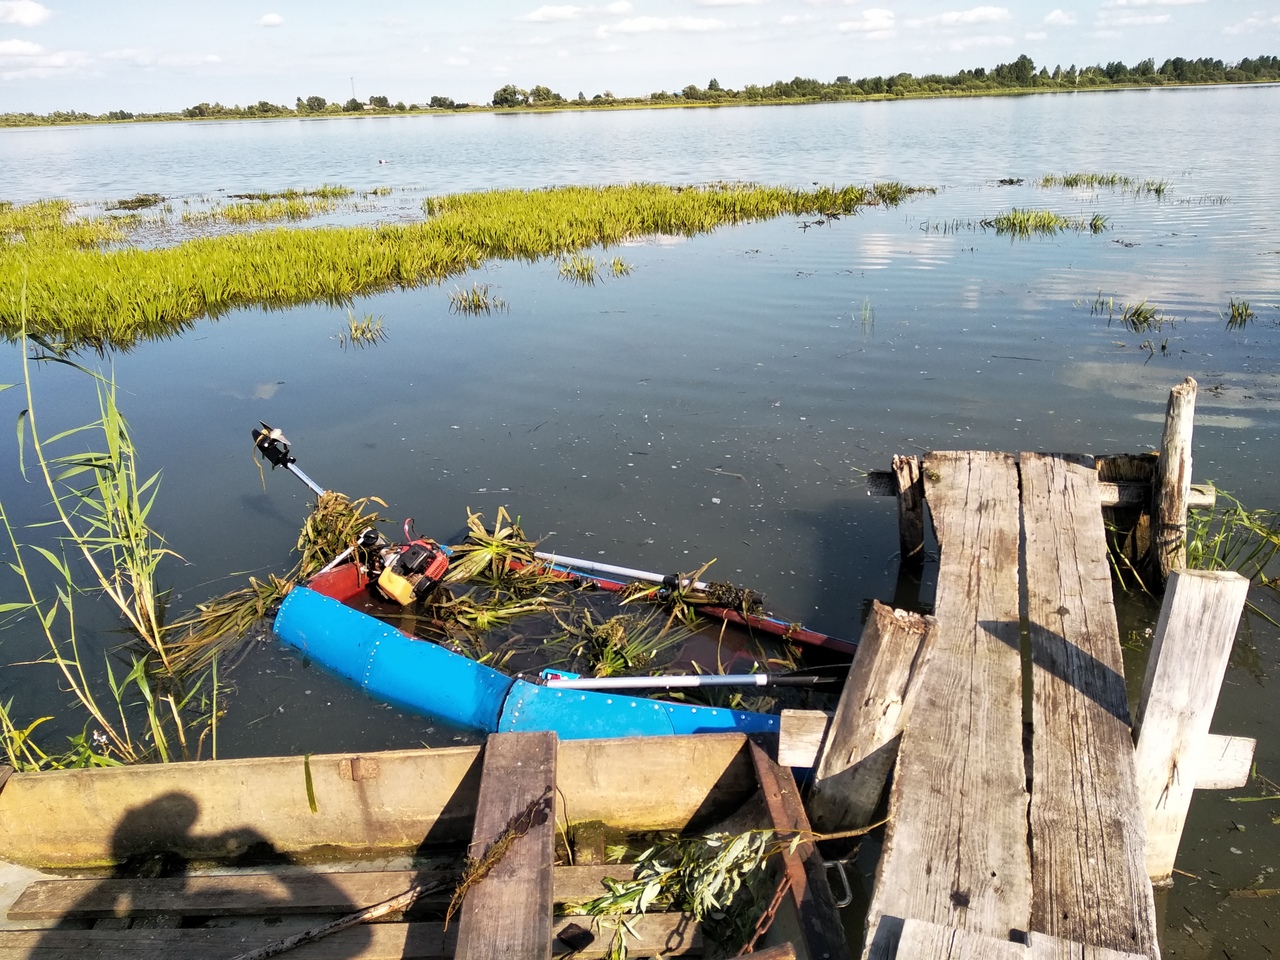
(273, 586, 779, 740)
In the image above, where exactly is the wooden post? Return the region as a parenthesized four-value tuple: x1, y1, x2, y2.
(454, 732, 557, 960)
(1133, 568, 1249, 885)
(808, 602, 935, 833)
(893, 455, 925, 567)
(1151, 377, 1197, 585)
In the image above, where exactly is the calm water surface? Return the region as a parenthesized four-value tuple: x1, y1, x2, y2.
(2, 87, 1279, 957)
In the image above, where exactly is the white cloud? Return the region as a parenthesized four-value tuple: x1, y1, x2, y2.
(837, 8, 895, 36)
(444, 55, 470, 66)
(0, 37, 88, 79)
(906, 6, 1012, 29)
(779, 12, 814, 23)
(603, 1, 632, 11)
(258, 12, 284, 27)
(1222, 15, 1268, 33)
(1044, 9, 1076, 25)
(946, 33, 1014, 49)
(601, 15, 728, 34)
(1107, 0, 1204, 5)
(1024, 30, 1047, 39)
(0, 36, 40, 54)
(520, 5, 584, 22)
(1101, 13, 1171, 25)
(694, 0, 764, 5)
(0, 1, 50, 26)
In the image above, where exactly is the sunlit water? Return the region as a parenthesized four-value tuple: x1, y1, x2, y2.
(2, 86, 1279, 957)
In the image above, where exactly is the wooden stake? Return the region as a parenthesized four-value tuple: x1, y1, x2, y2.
(893, 455, 926, 567)
(1133, 568, 1249, 885)
(1152, 377, 1197, 584)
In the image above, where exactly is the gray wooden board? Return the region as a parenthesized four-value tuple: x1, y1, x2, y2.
(890, 920, 1149, 960)
(0, 913, 702, 959)
(1019, 453, 1159, 959)
(7, 865, 640, 922)
(864, 451, 1030, 958)
(454, 731, 557, 960)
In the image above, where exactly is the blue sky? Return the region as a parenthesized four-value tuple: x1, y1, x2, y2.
(0, 0, 1275, 112)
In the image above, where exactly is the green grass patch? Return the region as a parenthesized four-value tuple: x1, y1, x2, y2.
(1038, 172, 1169, 198)
(982, 208, 1109, 237)
(1225, 297, 1255, 330)
(2, 181, 930, 349)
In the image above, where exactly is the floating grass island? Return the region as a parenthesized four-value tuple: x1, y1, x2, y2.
(0, 182, 932, 350)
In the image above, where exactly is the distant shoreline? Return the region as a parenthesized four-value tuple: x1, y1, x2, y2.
(3, 76, 1278, 130)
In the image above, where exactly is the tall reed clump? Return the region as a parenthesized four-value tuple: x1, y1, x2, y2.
(0, 312, 218, 768)
(1187, 491, 1280, 600)
(2, 182, 932, 350)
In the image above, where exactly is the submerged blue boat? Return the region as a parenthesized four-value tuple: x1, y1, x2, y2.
(272, 564, 779, 741)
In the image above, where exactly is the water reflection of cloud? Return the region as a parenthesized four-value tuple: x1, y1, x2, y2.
(1061, 361, 1280, 412)
(856, 232, 954, 271)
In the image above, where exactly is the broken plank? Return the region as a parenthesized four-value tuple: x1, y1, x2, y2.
(454, 731, 557, 960)
(865, 451, 1030, 958)
(1194, 734, 1255, 790)
(1027, 930, 1149, 960)
(778, 709, 831, 769)
(1020, 453, 1158, 959)
(749, 739, 851, 960)
(808, 602, 935, 832)
(1133, 568, 1250, 885)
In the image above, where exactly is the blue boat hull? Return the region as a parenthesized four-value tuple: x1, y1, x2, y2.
(273, 585, 780, 740)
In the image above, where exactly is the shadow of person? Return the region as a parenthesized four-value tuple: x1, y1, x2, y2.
(35, 790, 373, 957)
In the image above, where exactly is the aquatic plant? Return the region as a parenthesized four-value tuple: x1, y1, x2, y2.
(107, 193, 165, 212)
(0, 314, 217, 767)
(1187, 490, 1280, 593)
(558, 252, 599, 285)
(1038, 172, 1170, 198)
(2, 181, 933, 349)
(1225, 297, 1255, 330)
(548, 607, 693, 678)
(1090, 292, 1171, 333)
(337, 310, 387, 348)
(983, 208, 1110, 237)
(448, 282, 508, 316)
(609, 256, 633, 277)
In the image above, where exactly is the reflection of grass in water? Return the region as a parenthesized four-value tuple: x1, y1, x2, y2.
(1224, 297, 1255, 331)
(4, 181, 933, 349)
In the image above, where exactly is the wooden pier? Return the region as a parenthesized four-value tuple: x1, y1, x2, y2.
(0, 378, 1258, 959)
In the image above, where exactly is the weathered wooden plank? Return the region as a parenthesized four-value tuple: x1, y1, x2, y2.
(749, 739, 852, 960)
(7, 865, 643, 923)
(1194, 734, 1255, 790)
(1019, 453, 1159, 959)
(894, 455, 926, 565)
(0, 765, 12, 796)
(1152, 377, 1198, 582)
(1133, 568, 1249, 884)
(893, 918, 1026, 959)
(454, 732, 557, 960)
(864, 451, 1030, 959)
(809, 602, 935, 832)
(866, 472, 1214, 510)
(0, 913, 702, 959)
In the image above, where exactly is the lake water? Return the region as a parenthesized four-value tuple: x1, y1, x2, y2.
(3, 87, 1279, 956)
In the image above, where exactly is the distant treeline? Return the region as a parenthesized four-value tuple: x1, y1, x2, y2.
(2, 54, 1276, 128)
